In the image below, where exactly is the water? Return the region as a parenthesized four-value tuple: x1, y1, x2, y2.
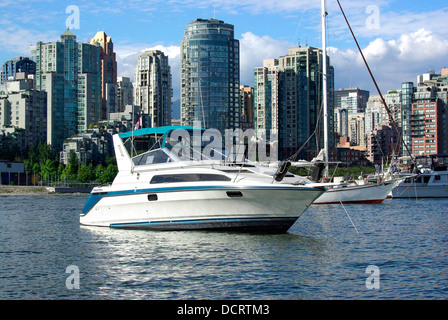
(0, 195, 447, 300)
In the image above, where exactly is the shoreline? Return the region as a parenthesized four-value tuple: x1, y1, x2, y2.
(0, 185, 91, 196)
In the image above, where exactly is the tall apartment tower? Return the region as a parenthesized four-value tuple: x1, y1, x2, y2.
(239, 85, 254, 130)
(181, 18, 240, 134)
(254, 47, 334, 160)
(0, 79, 47, 153)
(400, 82, 415, 156)
(117, 76, 134, 112)
(348, 113, 366, 146)
(90, 31, 118, 119)
(134, 50, 172, 127)
(407, 70, 448, 156)
(35, 29, 101, 152)
(254, 58, 280, 143)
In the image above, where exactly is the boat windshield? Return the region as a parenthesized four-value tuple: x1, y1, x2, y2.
(432, 155, 448, 171)
(416, 155, 448, 171)
(132, 148, 180, 166)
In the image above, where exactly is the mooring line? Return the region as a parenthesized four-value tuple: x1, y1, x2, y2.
(337, 193, 359, 234)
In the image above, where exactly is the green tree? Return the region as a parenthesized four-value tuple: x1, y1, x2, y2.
(61, 163, 77, 181)
(32, 163, 41, 176)
(69, 151, 79, 174)
(100, 164, 118, 185)
(104, 155, 116, 167)
(77, 163, 96, 183)
(57, 164, 65, 176)
(26, 142, 57, 174)
(40, 159, 58, 180)
(95, 164, 104, 181)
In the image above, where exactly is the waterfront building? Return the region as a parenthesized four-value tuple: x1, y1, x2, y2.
(279, 46, 334, 160)
(334, 88, 369, 141)
(117, 77, 134, 112)
(109, 104, 141, 131)
(254, 59, 279, 140)
(1, 57, 36, 84)
(181, 18, 240, 135)
(410, 70, 448, 155)
(383, 90, 402, 127)
(239, 85, 254, 130)
(253, 47, 334, 161)
(365, 95, 382, 134)
(366, 123, 402, 164)
(336, 136, 367, 165)
(411, 95, 442, 156)
(348, 113, 365, 147)
(90, 31, 118, 119)
(400, 82, 415, 156)
(334, 107, 348, 137)
(0, 79, 47, 154)
(134, 50, 172, 127)
(34, 29, 101, 152)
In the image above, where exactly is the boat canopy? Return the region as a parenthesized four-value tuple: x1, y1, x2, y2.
(118, 126, 204, 139)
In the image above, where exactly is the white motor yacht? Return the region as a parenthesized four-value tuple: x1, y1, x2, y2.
(80, 126, 325, 232)
(390, 154, 448, 198)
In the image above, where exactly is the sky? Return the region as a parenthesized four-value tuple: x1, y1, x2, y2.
(1, 0, 448, 117)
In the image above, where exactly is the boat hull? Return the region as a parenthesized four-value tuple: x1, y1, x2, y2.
(390, 185, 448, 198)
(80, 185, 324, 233)
(313, 182, 396, 205)
(108, 217, 298, 233)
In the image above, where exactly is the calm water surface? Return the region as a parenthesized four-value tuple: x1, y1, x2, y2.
(0, 195, 447, 299)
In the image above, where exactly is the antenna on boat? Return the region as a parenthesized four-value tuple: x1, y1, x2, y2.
(321, 0, 329, 178)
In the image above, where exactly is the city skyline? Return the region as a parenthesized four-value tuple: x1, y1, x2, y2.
(1, 0, 448, 113)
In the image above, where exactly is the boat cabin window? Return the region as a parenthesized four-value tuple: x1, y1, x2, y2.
(132, 148, 175, 166)
(150, 174, 231, 184)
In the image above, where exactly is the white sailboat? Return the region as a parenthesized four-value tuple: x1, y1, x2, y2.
(307, 0, 400, 204)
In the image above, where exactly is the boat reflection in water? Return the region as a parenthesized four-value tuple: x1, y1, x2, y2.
(80, 126, 324, 233)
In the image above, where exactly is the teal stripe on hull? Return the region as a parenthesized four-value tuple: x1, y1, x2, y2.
(82, 185, 322, 214)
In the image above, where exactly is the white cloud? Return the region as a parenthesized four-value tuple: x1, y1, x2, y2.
(329, 28, 448, 92)
(239, 31, 293, 85)
(0, 26, 58, 56)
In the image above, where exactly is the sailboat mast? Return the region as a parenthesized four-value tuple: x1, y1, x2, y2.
(321, 0, 329, 176)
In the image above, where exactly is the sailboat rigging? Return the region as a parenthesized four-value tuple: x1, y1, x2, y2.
(321, 0, 329, 177)
(336, 0, 413, 161)
(298, 0, 403, 204)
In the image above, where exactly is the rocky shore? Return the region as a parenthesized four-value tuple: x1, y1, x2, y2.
(0, 185, 91, 196)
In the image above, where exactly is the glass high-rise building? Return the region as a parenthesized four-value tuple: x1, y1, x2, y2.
(400, 81, 414, 156)
(90, 31, 118, 119)
(35, 29, 101, 152)
(254, 47, 334, 161)
(134, 50, 172, 127)
(181, 18, 240, 135)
